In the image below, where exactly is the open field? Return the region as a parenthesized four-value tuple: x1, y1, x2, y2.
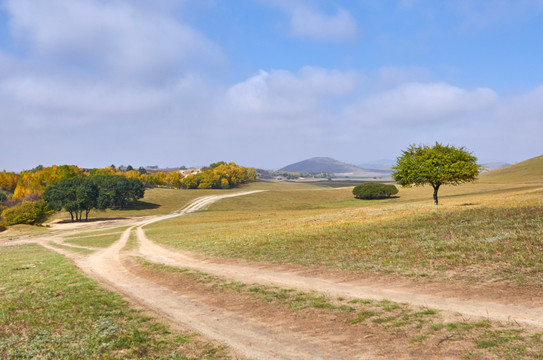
(128, 256, 543, 359)
(0, 244, 229, 359)
(1, 160, 542, 359)
(145, 181, 543, 285)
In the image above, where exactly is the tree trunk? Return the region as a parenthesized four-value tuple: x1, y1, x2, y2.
(432, 184, 440, 205)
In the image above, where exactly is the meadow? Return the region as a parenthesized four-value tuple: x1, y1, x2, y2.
(0, 244, 229, 359)
(144, 179, 543, 286)
(1, 156, 541, 358)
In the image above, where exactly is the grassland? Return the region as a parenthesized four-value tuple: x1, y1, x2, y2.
(0, 244, 229, 359)
(0, 223, 52, 240)
(479, 155, 543, 184)
(62, 227, 130, 248)
(145, 179, 543, 285)
(2, 160, 542, 358)
(133, 257, 543, 359)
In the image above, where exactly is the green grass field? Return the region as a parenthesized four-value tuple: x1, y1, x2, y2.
(0, 244, 229, 359)
(2, 160, 542, 358)
(145, 179, 543, 285)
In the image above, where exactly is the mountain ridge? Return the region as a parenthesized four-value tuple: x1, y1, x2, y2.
(278, 157, 392, 177)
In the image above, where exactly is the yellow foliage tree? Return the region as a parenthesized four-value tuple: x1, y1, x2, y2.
(0, 171, 18, 193)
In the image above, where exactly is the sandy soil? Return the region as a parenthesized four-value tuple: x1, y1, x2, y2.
(3, 190, 542, 359)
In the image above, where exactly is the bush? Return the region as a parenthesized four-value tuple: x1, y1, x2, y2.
(353, 182, 398, 200)
(1, 200, 54, 226)
(0, 191, 7, 202)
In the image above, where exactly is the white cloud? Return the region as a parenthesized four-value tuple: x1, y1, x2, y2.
(4, 0, 224, 81)
(1, 77, 167, 116)
(348, 82, 498, 125)
(492, 86, 543, 145)
(227, 67, 359, 116)
(0, 0, 225, 132)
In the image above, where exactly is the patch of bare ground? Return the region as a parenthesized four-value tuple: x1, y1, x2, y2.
(122, 255, 475, 360)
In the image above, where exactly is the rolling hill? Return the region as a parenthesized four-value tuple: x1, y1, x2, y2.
(479, 155, 543, 183)
(278, 157, 392, 178)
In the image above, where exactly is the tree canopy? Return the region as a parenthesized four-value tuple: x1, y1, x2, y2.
(43, 175, 145, 222)
(1, 200, 53, 226)
(353, 182, 398, 200)
(392, 143, 481, 205)
(179, 162, 257, 189)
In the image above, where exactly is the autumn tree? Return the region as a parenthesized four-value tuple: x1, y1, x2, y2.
(12, 165, 83, 199)
(1, 200, 53, 225)
(181, 174, 200, 189)
(0, 171, 18, 193)
(166, 172, 183, 189)
(392, 143, 481, 205)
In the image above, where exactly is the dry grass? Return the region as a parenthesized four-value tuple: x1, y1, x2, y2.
(145, 181, 543, 285)
(479, 155, 543, 184)
(133, 256, 543, 360)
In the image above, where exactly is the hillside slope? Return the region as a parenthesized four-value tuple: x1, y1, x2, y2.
(278, 157, 391, 178)
(279, 157, 361, 174)
(479, 155, 543, 183)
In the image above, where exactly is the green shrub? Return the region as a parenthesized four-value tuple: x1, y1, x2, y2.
(1, 200, 54, 226)
(0, 191, 7, 202)
(353, 182, 398, 200)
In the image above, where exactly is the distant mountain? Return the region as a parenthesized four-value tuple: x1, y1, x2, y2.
(279, 157, 359, 173)
(480, 155, 543, 183)
(278, 157, 392, 178)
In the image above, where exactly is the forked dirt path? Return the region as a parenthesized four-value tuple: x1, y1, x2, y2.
(4, 191, 543, 359)
(134, 192, 543, 328)
(138, 231, 543, 328)
(59, 191, 378, 359)
(82, 228, 358, 359)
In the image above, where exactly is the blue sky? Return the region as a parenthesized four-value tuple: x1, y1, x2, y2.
(1, 0, 542, 171)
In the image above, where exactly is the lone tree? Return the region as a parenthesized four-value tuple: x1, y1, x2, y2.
(392, 143, 481, 205)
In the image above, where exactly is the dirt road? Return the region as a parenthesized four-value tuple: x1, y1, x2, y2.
(4, 190, 543, 359)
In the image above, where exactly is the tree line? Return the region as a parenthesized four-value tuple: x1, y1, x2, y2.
(0, 161, 257, 226)
(0, 162, 257, 200)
